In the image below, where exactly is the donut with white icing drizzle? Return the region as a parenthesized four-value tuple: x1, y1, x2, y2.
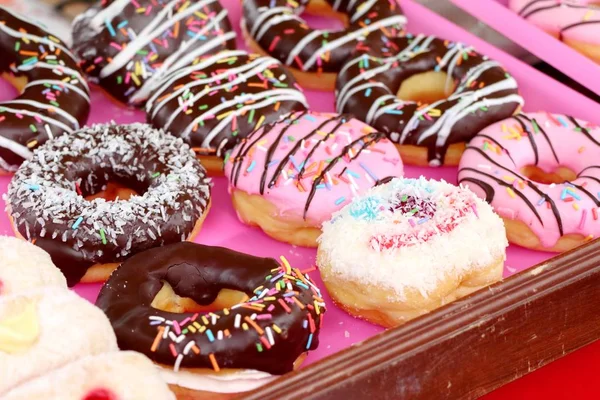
(72, 0, 236, 106)
(0, 6, 90, 173)
(5, 123, 211, 286)
(147, 50, 308, 174)
(336, 34, 523, 166)
(458, 112, 600, 252)
(241, 0, 407, 90)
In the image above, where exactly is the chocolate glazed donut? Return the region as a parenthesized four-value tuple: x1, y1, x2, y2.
(96, 242, 326, 375)
(0, 6, 90, 172)
(336, 34, 524, 166)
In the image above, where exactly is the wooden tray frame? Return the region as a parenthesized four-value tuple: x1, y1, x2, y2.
(246, 239, 600, 399)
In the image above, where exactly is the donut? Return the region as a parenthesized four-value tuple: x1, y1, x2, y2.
(509, 1, 600, 64)
(317, 177, 507, 327)
(71, 0, 236, 106)
(458, 112, 600, 252)
(0, 289, 118, 395)
(96, 242, 326, 397)
(336, 34, 524, 167)
(0, 6, 90, 174)
(146, 50, 308, 175)
(224, 110, 404, 247)
(3, 351, 175, 400)
(241, 0, 407, 91)
(0, 236, 66, 296)
(5, 123, 211, 286)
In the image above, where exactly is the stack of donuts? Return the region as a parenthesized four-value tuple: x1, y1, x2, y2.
(0, 0, 598, 398)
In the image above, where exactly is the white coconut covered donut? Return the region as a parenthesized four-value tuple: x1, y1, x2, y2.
(3, 351, 175, 400)
(0, 289, 118, 395)
(0, 237, 66, 296)
(317, 177, 508, 327)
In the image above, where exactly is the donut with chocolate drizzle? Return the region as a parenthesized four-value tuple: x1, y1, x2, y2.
(96, 242, 325, 381)
(0, 6, 90, 172)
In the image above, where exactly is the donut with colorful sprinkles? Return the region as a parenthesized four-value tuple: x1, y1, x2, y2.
(336, 34, 523, 166)
(0, 6, 90, 173)
(458, 112, 600, 252)
(96, 242, 326, 397)
(147, 50, 308, 175)
(317, 177, 507, 327)
(224, 110, 404, 247)
(72, 0, 236, 106)
(241, 0, 407, 90)
(5, 123, 211, 286)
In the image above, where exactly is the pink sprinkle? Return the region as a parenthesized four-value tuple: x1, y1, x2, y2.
(256, 314, 273, 320)
(408, 219, 416, 227)
(579, 210, 587, 230)
(173, 320, 181, 335)
(267, 304, 275, 312)
(471, 204, 479, 218)
(109, 42, 122, 50)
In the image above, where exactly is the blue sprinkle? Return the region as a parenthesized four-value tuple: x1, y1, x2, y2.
(270, 272, 284, 282)
(365, 88, 372, 97)
(560, 188, 568, 201)
(246, 160, 256, 173)
(28, 184, 40, 191)
(557, 116, 569, 128)
(105, 19, 116, 37)
(346, 169, 360, 179)
(267, 159, 280, 167)
(537, 197, 546, 206)
(335, 197, 346, 205)
(304, 115, 317, 122)
(417, 217, 430, 225)
(117, 20, 129, 29)
(386, 109, 404, 115)
(566, 189, 581, 201)
(296, 282, 310, 290)
(316, 184, 327, 189)
(359, 162, 379, 182)
(71, 216, 84, 230)
(289, 156, 302, 172)
(306, 333, 313, 349)
(206, 329, 215, 342)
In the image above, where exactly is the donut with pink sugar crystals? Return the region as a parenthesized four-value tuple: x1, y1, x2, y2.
(317, 177, 507, 327)
(224, 111, 404, 247)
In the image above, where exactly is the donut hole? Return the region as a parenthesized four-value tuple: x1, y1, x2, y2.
(520, 165, 577, 185)
(0, 73, 21, 101)
(85, 182, 140, 202)
(303, 0, 349, 31)
(69, 167, 151, 202)
(396, 71, 456, 104)
(151, 281, 249, 314)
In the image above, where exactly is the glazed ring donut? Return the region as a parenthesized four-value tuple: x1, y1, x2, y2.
(5, 123, 211, 286)
(0, 289, 118, 395)
(0, 236, 66, 296)
(0, 6, 90, 173)
(510, 1, 600, 63)
(241, 0, 406, 91)
(336, 34, 524, 167)
(72, 0, 236, 106)
(458, 112, 600, 252)
(146, 50, 308, 174)
(224, 111, 404, 247)
(96, 242, 326, 397)
(317, 177, 507, 327)
(3, 352, 175, 400)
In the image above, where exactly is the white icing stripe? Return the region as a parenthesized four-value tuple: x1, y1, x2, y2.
(338, 82, 388, 117)
(366, 95, 398, 124)
(0, 22, 77, 61)
(24, 80, 91, 103)
(17, 63, 89, 91)
(0, 135, 33, 161)
(453, 61, 501, 95)
(284, 30, 323, 66)
(250, 7, 292, 37)
(100, 0, 218, 78)
(89, 0, 132, 28)
(302, 15, 407, 70)
(255, 14, 302, 42)
(337, 64, 393, 111)
(0, 155, 19, 172)
(0, 106, 74, 133)
(8, 100, 80, 128)
(350, 0, 377, 23)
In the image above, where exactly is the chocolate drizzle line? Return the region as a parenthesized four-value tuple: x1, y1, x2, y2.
(96, 242, 325, 375)
(6, 123, 210, 286)
(0, 6, 90, 171)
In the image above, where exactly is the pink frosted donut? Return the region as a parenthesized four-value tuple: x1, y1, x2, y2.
(458, 112, 600, 252)
(224, 111, 404, 247)
(510, 1, 600, 63)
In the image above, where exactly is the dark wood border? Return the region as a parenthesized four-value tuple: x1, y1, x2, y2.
(245, 239, 600, 399)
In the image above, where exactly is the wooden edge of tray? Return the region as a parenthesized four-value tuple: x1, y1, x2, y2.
(244, 238, 600, 399)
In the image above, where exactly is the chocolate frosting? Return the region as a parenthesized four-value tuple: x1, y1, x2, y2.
(96, 242, 325, 375)
(242, 0, 406, 73)
(336, 34, 523, 165)
(146, 50, 308, 158)
(72, 0, 236, 106)
(0, 6, 90, 172)
(6, 123, 210, 286)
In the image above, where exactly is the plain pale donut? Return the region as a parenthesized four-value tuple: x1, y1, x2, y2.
(458, 112, 600, 252)
(96, 242, 326, 397)
(224, 111, 403, 247)
(0, 289, 118, 395)
(3, 352, 175, 400)
(5, 123, 211, 286)
(0, 236, 66, 296)
(317, 177, 507, 327)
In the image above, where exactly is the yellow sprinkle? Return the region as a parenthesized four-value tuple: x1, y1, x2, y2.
(130, 73, 141, 86)
(217, 111, 233, 120)
(573, 203, 580, 211)
(193, 322, 202, 330)
(242, 323, 249, 331)
(314, 301, 321, 315)
(198, 325, 206, 333)
(201, 316, 209, 325)
(272, 324, 282, 334)
(578, 146, 585, 153)
(506, 187, 516, 198)
(585, 234, 594, 241)
(280, 256, 292, 274)
(503, 176, 515, 183)
(188, 325, 197, 333)
(223, 308, 229, 316)
(501, 123, 507, 133)
(255, 115, 265, 130)
(584, 10, 595, 21)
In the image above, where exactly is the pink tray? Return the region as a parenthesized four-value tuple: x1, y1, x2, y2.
(1, 0, 599, 371)
(451, 0, 600, 96)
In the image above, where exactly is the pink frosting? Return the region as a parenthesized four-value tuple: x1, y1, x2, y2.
(510, 0, 600, 45)
(224, 111, 403, 225)
(458, 112, 600, 248)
